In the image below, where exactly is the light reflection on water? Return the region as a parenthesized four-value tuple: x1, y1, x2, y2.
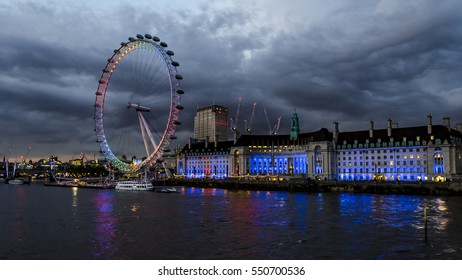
(92, 190, 117, 259)
(1, 184, 462, 259)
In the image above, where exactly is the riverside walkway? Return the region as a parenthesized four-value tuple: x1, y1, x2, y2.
(167, 178, 462, 196)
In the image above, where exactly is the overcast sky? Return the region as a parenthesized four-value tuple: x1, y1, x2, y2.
(1, 0, 462, 161)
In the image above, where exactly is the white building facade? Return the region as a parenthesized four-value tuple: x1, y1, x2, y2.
(176, 115, 462, 182)
(194, 105, 229, 142)
(335, 116, 462, 182)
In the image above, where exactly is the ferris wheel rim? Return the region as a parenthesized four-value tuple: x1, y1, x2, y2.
(93, 34, 183, 174)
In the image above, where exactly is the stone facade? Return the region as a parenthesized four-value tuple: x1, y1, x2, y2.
(176, 116, 462, 182)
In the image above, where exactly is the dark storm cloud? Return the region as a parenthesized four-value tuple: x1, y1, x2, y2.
(243, 1, 462, 132)
(1, 0, 462, 160)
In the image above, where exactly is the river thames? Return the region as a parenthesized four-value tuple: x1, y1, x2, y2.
(1, 182, 462, 260)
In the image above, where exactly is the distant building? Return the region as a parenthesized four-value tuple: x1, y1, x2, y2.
(69, 158, 83, 166)
(177, 140, 234, 178)
(334, 116, 462, 182)
(194, 105, 229, 142)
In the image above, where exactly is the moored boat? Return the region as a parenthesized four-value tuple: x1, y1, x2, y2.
(6, 178, 25, 185)
(155, 186, 180, 193)
(115, 180, 154, 191)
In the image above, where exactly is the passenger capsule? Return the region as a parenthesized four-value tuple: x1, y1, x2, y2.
(152, 36, 160, 42)
(166, 50, 174, 56)
(136, 34, 144, 39)
(171, 61, 179, 67)
(169, 135, 177, 140)
(127, 103, 150, 112)
(98, 79, 106, 84)
(103, 69, 109, 73)
(175, 74, 183, 80)
(175, 104, 184, 110)
(156, 158, 165, 163)
(128, 37, 135, 42)
(176, 89, 184, 94)
(160, 42, 168, 48)
(120, 42, 127, 46)
(95, 91, 103, 96)
(144, 34, 152, 39)
(173, 120, 182, 125)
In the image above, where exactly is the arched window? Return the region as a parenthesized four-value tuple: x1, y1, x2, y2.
(314, 146, 323, 174)
(178, 161, 183, 174)
(434, 151, 444, 174)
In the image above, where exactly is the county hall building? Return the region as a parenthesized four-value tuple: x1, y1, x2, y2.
(176, 107, 462, 182)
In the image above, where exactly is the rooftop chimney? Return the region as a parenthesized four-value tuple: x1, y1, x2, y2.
(457, 123, 462, 133)
(443, 117, 451, 130)
(427, 115, 432, 134)
(387, 119, 392, 137)
(333, 122, 339, 143)
(369, 120, 374, 138)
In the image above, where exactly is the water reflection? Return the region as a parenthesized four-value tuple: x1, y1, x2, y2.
(427, 198, 449, 232)
(72, 187, 78, 208)
(130, 203, 140, 213)
(2, 184, 461, 259)
(92, 190, 117, 259)
(13, 187, 26, 248)
(338, 194, 425, 228)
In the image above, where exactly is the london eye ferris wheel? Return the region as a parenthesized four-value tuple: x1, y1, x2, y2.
(94, 34, 184, 174)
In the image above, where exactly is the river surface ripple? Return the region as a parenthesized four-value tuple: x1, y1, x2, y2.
(1, 183, 462, 259)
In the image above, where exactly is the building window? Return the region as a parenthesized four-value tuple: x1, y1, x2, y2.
(314, 146, 323, 174)
(434, 152, 444, 174)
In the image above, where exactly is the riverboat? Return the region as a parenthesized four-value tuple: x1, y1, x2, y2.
(6, 178, 25, 185)
(156, 186, 180, 193)
(115, 180, 154, 191)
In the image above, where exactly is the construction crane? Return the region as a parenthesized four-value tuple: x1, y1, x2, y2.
(273, 116, 282, 135)
(245, 102, 257, 135)
(230, 97, 242, 143)
(263, 105, 281, 135)
(20, 146, 32, 164)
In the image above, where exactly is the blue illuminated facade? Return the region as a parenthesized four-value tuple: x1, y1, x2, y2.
(177, 115, 462, 182)
(230, 128, 334, 179)
(335, 116, 462, 182)
(248, 153, 307, 175)
(177, 140, 233, 179)
(336, 147, 429, 181)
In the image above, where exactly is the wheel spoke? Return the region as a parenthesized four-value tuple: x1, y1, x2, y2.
(93, 34, 183, 174)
